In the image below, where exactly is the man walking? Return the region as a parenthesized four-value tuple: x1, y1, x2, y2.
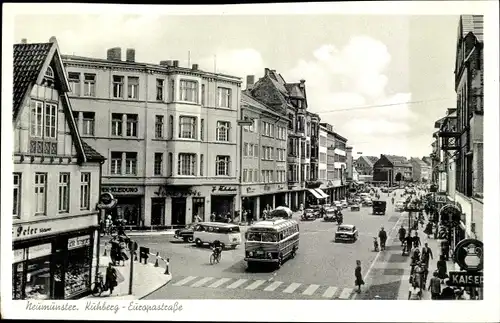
(412, 232, 422, 249)
(398, 225, 407, 247)
(428, 271, 441, 299)
(378, 227, 387, 251)
(421, 242, 434, 267)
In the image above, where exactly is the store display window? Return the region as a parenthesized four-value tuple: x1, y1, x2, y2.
(25, 256, 51, 300)
(65, 235, 92, 298)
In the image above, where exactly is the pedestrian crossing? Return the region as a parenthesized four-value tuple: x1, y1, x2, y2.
(169, 275, 356, 299)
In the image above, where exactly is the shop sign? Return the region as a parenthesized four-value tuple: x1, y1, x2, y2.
(439, 204, 462, 227)
(246, 187, 256, 194)
(435, 194, 447, 203)
(154, 186, 200, 197)
(102, 186, 142, 195)
(13, 248, 26, 263)
(97, 192, 117, 210)
(28, 243, 52, 259)
(212, 185, 237, 194)
(68, 235, 91, 250)
(448, 271, 483, 287)
(453, 238, 483, 272)
(12, 214, 98, 242)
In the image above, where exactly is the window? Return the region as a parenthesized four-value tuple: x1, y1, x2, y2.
(216, 121, 230, 141)
(112, 75, 124, 98)
(200, 154, 204, 176)
(306, 142, 310, 158)
(80, 173, 90, 210)
(254, 169, 259, 182)
(58, 173, 70, 213)
(218, 87, 231, 108)
(254, 144, 259, 157)
(110, 152, 122, 175)
(45, 66, 54, 78)
(169, 116, 174, 139)
(34, 173, 47, 215)
(127, 76, 139, 99)
(320, 136, 327, 147)
(31, 101, 57, 139)
(154, 153, 163, 176)
(168, 153, 173, 176)
(125, 152, 137, 175)
(215, 156, 230, 176)
(155, 115, 164, 139)
(262, 146, 273, 160)
(13, 173, 21, 218)
(44, 103, 57, 138)
(82, 112, 95, 136)
(68, 72, 81, 96)
(179, 116, 197, 139)
(83, 74, 96, 97)
(156, 79, 164, 101)
(169, 80, 175, 101)
(178, 153, 196, 175)
(243, 143, 249, 157)
(320, 152, 327, 163)
(30, 101, 44, 137)
(243, 169, 248, 182)
(320, 169, 327, 180)
(126, 114, 138, 137)
(248, 169, 253, 182)
(111, 114, 122, 136)
(180, 80, 198, 103)
(200, 119, 205, 141)
(201, 84, 205, 106)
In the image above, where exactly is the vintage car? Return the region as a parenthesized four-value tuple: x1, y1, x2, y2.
(301, 208, 317, 221)
(323, 208, 337, 222)
(334, 224, 359, 243)
(333, 201, 343, 209)
(173, 223, 196, 242)
(350, 204, 361, 211)
(372, 200, 387, 215)
(340, 200, 348, 209)
(395, 200, 406, 212)
(362, 197, 373, 207)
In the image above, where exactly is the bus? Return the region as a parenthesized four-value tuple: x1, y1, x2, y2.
(244, 218, 299, 269)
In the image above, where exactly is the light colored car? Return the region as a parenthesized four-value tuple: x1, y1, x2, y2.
(333, 201, 343, 209)
(334, 224, 358, 242)
(323, 208, 337, 221)
(395, 200, 406, 212)
(340, 200, 348, 208)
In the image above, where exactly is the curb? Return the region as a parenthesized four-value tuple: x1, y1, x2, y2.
(126, 231, 176, 237)
(139, 274, 173, 300)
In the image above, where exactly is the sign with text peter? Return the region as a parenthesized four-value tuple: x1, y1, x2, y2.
(453, 239, 483, 272)
(449, 271, 483, 287)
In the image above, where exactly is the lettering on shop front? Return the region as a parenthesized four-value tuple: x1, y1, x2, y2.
(212, 185, 237, 193)
(13, 225, 52, 239)
(449, 271, 483, 287)
(154, 186, 201, 197)
(102, 187, 139, 194)
(68, 235, 91, 250)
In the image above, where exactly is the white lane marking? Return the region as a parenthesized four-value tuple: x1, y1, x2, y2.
(226, 279, 248, 289)
(263, 281, 283, 292)
(282, 283, 301, 294)
(190, 277, 215, 288)
(245, 280, 266, 290)
(302, 284, 320, 296)
(339, 288, 354, 299)
(173, 276, 197, 286)
(207, 277, 231, 288)
(322, 286, 338, 298)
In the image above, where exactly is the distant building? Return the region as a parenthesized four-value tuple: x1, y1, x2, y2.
(319, 123, 348, 200)
(422, 156, 433, 166)
(373, 154, 413, 185)
(410, 157, 432, 182)
(355, 156, 379, 175)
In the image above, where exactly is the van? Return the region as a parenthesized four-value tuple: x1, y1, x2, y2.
(192, 222, 242, 249)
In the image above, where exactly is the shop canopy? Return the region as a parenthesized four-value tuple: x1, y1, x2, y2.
(314, 188, 329, 199)
(308, 188, 326, 199)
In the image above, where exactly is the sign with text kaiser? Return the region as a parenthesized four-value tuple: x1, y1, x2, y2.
(449, 271, 483, 287)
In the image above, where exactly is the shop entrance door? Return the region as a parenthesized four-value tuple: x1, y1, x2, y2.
(151, 198, 165, 226)
(171, 197, 186, 226)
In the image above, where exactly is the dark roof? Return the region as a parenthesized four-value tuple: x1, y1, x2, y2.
(362, 156, 379, 167)
(384, 155, 412, 167)
(285, 83, 305, 99)
(241, 91, 289, 120)
(82, 141, 106, 161)
(13, 42, 53, 120)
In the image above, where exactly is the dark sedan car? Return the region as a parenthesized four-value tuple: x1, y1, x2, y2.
(173, 223, 195, 242)
(334, 224, 358, 243)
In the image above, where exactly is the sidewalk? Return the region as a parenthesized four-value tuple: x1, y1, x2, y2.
(84, 254, 172, 300)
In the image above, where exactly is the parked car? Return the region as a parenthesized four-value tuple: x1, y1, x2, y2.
(173, 223, 196, 242)
(372, 200, 387, 215)
(323, 208, 337, 222)
(334, 224, 358, 243)
(350, 204, 361, 211)
(340, 200, 348, 209)
(301, 208, 317, 221)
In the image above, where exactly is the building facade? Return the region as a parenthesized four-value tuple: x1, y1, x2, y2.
(410, 157, 432, 182)
(318, 126, 328, 183)
(345, 146, 354, 181)
(239, 88, 288, 220)
(319, 123, 348, 200)
(373, 154, 413, 186)
(354, 156, 379, 176)
(309, 112, 320, 182)
(63, 48, 242, 228)
(12, 38, 105, 300)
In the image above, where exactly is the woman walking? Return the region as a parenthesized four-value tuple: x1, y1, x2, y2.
(354, 260, 364, 293)
(408, 281, 422, 300)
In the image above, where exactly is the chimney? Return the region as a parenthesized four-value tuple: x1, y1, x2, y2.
(192, 64, 199, 70)
(299, 79, 306, 88)
(264, 68, 271, 76)
(246, 75, 255, 90)
(160, 60, 173, 66)
(106, 47, 122, 61)
(126, 48, 135, 62)
(172, 60, 179, 67)
(49, 36, 57, 43)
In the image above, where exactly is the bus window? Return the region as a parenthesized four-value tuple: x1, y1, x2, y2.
(247, 232, 261, 242)
(262, 233, 277, 242)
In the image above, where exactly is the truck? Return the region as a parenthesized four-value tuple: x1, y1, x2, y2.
(372, 200, 387, 215)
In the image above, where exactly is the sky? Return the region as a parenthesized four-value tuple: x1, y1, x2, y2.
(13, 13, 460, 158)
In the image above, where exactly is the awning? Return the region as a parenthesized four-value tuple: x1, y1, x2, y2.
(307, 188, 324, 199)
(314, 188, 329, 199)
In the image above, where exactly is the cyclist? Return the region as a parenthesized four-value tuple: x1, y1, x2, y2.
(211, 240, 223, 258)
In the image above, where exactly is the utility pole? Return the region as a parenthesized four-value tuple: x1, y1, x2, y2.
(128, 241, 134, 295)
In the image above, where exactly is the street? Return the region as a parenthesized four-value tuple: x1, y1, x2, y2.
(103, 191, 408, 300)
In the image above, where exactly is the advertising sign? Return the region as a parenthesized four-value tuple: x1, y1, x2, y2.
(453, 238, 483, 272)
(98, 192, 117, 210)
(439, 204, 462, 226)
(435, 194, 447, 203)
(449, 271, 483, 287)
(68, 235, 91, 250)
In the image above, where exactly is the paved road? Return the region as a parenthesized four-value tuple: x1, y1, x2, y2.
(103, 189, 407, 300)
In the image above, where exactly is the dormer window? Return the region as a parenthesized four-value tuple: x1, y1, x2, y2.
(45, 66, 54, 78)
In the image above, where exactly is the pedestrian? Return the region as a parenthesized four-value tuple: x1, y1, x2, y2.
(354, 260, 364, 293)
(118, 237, 129, 265)
(398, 225, 407, 247)
(404, 234, 413, 255)
(437, 254, 448, 280)
(105, 262, 118, 295)
(424, 222, 433, 238)
(408, 281, 422, 300)
(440, 279, 455, 300)
(428, 271, 441, 299)
(412, 232, 421, 249)
(210, 212, 216, 222)
(378, 227, 387, 251)
(421, 242, 434, 267)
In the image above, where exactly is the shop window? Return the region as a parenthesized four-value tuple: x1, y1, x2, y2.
(65, 236, 92, 298)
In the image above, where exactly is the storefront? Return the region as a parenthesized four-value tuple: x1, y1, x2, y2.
(12, 214, 99, 300)
(211, 185, 238, 217)
(102, 185, 144, 227)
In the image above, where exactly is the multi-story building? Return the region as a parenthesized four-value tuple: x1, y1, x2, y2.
(12, 38, 105, 300)
(410, 157, 432, 182)
(435, 15, 484, 244)
(355, 156, 379, 175)
(239, 79, 288, 220)
(319, 123, 348, 200)
(249, 68, 328, 210)
(345, 146, 354, 181)
(318, 126, 328, 183)
(422, 156, 433, 167)
(309, 112, 321, 182)
(62, 47, 242, 228)
(373, 155, 413, 186)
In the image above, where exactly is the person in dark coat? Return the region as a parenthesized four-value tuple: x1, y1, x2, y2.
(437, 254, 448, 280)
(354, 260, 364, 293)
(440, 279, 455, 300)
(421, 242, 434, 267)
(398, 225, 407, 247)
(378, 227, 387, 251)
(412, 232, 421, 249)
(105, 262, 118, 295)
(424, 222, 433, 238)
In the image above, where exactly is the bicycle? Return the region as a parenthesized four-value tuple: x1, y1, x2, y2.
(90, 272, 108, 297)
(210, 248, 222, 265)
